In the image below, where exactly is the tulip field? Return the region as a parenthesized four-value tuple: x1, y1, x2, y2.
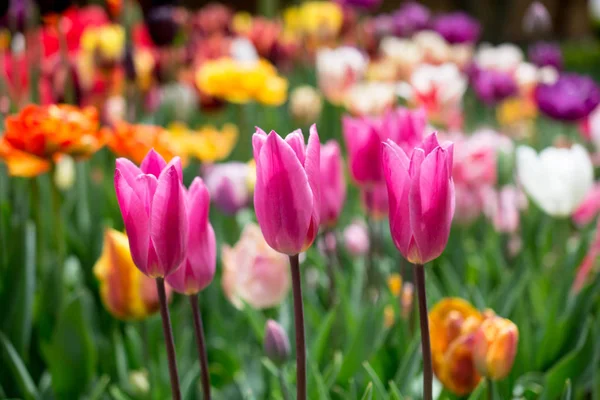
(3, 0, 600, 399)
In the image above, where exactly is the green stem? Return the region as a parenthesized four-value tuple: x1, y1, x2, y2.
(50, 169, 65, 316)
(414, 263, 432, 400)
(189, 294, 211, 400)
(289, 255, 306, 400)
(279, 368, 290, 400)
(155, 278, 181, 400)
(488, 379, 494, 400)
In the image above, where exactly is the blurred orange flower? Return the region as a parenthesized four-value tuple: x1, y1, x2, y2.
(94, 229, 171, 320)
(0, 104, 102, 177)
(429, 298, 484, 396)
(104, 121, 179, 165)
(473, 314, 519, 380)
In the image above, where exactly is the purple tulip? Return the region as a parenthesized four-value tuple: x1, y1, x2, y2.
(535, 73, 600, 121)
(432, 12, 480, 44)
(264, 320, 291, 365)
(203, 162, 252, 215)
(528, 42, 562, 70)
(391, 2, 431, 37)
(335, 0, 382, 10)
(471, 69, 518, 105)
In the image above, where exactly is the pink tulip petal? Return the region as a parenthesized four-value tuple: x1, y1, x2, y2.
(305, 125, 321, 228)
(135, 174, 158, 214)
(141, 149, 167, 178)
(420, 132, 441, 156)
(254, 132, 313, 255)
(116, 158, 142, 188)
(150, 165, 188, 277)
(382, 140, 413, 260)
(320, 140, 346, 225)
(115, 169, 151, 275)
(342, 116, 382, 184)
(412, 147, 454, 264)
(164, 156, 183, 182)
(253, 130, 268, 162)
(285, 129, 306, 165)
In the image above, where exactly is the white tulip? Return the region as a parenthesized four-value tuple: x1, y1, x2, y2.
(517, 145, 594, 217)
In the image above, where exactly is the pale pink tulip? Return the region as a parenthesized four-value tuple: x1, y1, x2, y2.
(343, 220, 370, 256)
(114, 149, 188, 278)
(222, 223, 290, 309)
(382, 133, 455, 264)
(360, 182, 389, 220)
(166, 178, 216, 294)
(253, 126, 320, 255)
(573, 183, 600, 226)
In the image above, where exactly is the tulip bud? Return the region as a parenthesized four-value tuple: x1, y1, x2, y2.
(473, 316, 519, 380)
(94, 229, 171, 320)
(320, 141, 346, 227)
(264, 320, 291, 365)
(114, 149, 188, 278)
(343, 220, 369, 256)
(523, 1, 552, 36)
(166, 178, 216, 295)
(382, 133, 455, 264)
(252, 126, 320, 255)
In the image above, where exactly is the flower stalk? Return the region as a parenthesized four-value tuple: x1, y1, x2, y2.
(414, 263, 432, 400)
(289, 254, 306, 400)
(155, 278, 181, 400)
(189, 294, 211, 400)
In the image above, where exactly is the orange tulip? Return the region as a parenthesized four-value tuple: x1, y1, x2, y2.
(473, 314, 519, 380)
(103, 121, 179, 165)
(94, 229, 171, 320)
(429, 298, 484, 396)
(0, 104, 102, 177)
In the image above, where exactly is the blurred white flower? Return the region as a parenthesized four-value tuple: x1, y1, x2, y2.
(316, 46, 367, 104)
(517, 144, 594, 216)
(343, 220, 370, 256)
(380, 37, 422, 79)
(345, 81, 396, 116)
(413, 30, 451, 65)
(54, 155, 76, 190)
(230, 37, 259, 63)
(160, 83, 198, 121)
(289, 85, 323, 124)
(475, 43, 524, 73)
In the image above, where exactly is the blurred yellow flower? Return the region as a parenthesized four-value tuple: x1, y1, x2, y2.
(473, 314, 519, 380)
(168, 122, 238, 163)
(232, 11, 253, 34)
(81, 24, 125, 64)
(134, 49, 156, 91)
(284, 2, 343, 42)
(94, 229, 171, 320)
(387, 274, 402, 297)
(0, 29, 9, 51)
(497, 97, 537, 126)
(196, 58, 288, 106)
(384, 305, 395, 328)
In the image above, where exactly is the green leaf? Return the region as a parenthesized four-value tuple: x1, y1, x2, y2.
(0, 333, 38, 400)
(360, 383, 373, 400)
(541, 319, 594, 399)
(310, 310, 336, 366)
(467, 379, 487, 400)
(363, 361, 387, 397)
(41, 290, 98, 398)
(393, 336, 421, 389)
(561, 380, 572, 400)
(388, 381, 404, 400)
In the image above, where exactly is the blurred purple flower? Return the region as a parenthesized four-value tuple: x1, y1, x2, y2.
(203, 162, 252, 215)
(471, 68, 518, 105)
(391, 2, 431, 37)
(335, 0, 382, 11)
(432, 12, 480, 44)
(528, 42, 562, 70)
(5, 0, 30, 32)
(535, 73, 600, 121)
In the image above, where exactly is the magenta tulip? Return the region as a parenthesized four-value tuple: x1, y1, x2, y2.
(343, 107, 426, 186)
(114, 149, 188, 278)
(253, 125, 320, 256)
(166, 178, 216, 294)
(320, 141, 346, 227)
(382, 133, 455, 264)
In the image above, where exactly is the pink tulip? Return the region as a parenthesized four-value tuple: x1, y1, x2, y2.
(203, 162, 252, 215)
(573, 183, 600, 226)
(320, 141, 346, 227)
(360, 182, 389, 220)
(343, 107, 426, 186)
(166, 178, 216, 294)
(253, 125, 320, 256)
(114, 149, 188, 278)
(382, 133, 455, 264)
(343, 220, 370, 256)
(222, 223, 290, 309)
(483, 185, 527, 234)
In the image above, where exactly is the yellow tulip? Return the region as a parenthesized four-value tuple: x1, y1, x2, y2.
(473, 314, 519, 380)
(81, 24, 125, 63)
(94, 229, 171, 320)
(168, 122, 239, 163)
(387, 274, 402, 297)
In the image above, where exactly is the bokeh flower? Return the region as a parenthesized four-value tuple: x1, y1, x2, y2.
(343, 220, 370, 256)
(535, 73, 600, 121)
(203, 162, 253, 215)
(168, 122, 238, 164)
(196, 58, 288, 106)
(94, 229, 171, 320)
(289, 85, 323, 125)
(264, 320, 291, 365)
(320, 141, 346, 227)
(222, 223, 290, 309)
(80, 23, 125, 67)
(517, 144, 593, 216)
(284, 2, 343, 50)
(391, 1, 430, 37)
(0, 104, 102, 177)
(316, 46, 367, 105)
(360, 182, 388, 220)
(345, 82, 396, 117)
(473, 314, 519, 380)
(528, 42, 562, 70)
(105, 122, 178, 165)
(432, 12, 480, 45)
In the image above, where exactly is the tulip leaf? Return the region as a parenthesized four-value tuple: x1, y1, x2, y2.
(541, 318, 594, 400)
(363, 361, 387, 397)
(388, 381, 404, 400)
(393, 336, 421, 389)
(360, 382, 373, 400)
(560, 380, 572, 400)
(310, 309, 336, 366)
(41, 290, 97, 398)
(467, 379, 488, 400)
(0, 333, 38, 400)
(309, 360, 331, 400)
